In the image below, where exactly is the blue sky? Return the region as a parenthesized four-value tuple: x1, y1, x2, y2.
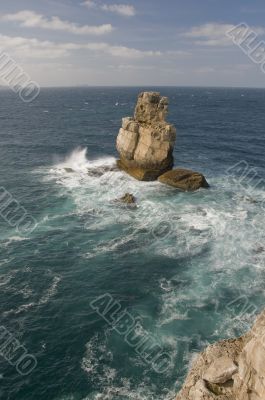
(1, 0, 265, 86)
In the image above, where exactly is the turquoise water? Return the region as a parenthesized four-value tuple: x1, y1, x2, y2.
(0, 87, 264, 399)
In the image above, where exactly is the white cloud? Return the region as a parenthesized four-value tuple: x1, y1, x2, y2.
(109, 64, 156, 70)
(82, 1, 136, 17)
(183, 23, 265, 47)
(183, 23, 235, 46)
(1, 10, 113, 35)
(194, 38, 232, 46)
(0, 35, 70, 58)
(108, 46, 161, 58)
(183, 23, 235, 39)
(101, 4, 136, 17)
(0, 34, 161, 59)
(82, 0, 97, 8)
(166, 50, 191, 56)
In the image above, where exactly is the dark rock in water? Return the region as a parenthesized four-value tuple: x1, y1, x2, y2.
(158, 168, 209, 191)
(116, 92, 176, 181)
(245, 196, 258, 204)
(118, 193, 136, 204)
(253, 245, 264, 254)
(112, 193, 137, 209)
(87, 165, 118, 177)
(64, 167, 74, 173)
(239, 195, 259, 204)
(197, 207, 207, 216)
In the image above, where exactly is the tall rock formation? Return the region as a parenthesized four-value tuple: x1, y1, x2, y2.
(176, 310, 265, 400)
(116, 92, 176, 181)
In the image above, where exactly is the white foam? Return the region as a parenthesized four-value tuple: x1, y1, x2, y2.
(1, 236, 29, 248)
(0, 274, 13, 287)
(81, 330, 178, 400)
(83, 386, 176, 400)
(41, 149, 265, 359)
(38, 275, 61, 305)
(55, 147, 116, 174)
(3, 275, 61, 316)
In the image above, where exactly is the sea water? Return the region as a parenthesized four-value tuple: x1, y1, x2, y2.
(0, 87, 264, 399)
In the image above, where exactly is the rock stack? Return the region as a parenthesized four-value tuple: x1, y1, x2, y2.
(116, 91, 209, 190)
(116, 92, 176, 181)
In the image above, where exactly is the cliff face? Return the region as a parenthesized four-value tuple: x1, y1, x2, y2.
(116, 92, 176, 181)
(176, 310, 265, 400)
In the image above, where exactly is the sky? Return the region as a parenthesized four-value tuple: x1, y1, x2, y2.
(1, 0, 265, 87)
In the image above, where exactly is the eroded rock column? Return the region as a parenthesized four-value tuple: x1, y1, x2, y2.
(116, 92, 176, 181)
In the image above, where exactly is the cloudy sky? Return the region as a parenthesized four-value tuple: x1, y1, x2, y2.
(1, 0, 265, 87)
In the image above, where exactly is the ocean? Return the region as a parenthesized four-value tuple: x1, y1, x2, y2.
(0, 87, 264, 400)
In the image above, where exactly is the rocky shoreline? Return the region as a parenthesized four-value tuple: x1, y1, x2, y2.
(176, 310, 265, 399)
(116, 91, 209, 191)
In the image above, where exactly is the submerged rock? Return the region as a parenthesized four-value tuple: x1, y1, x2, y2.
(64, 167, 74, 173)
(176, 309, 265, 400)
(87, 165, 118, 177)
(113, 193, 137, 208)
(253, 245, 264, 254)
(158, 168, 209, 191)
(118, 193, 136, 205)
(116, 92, 176, 181)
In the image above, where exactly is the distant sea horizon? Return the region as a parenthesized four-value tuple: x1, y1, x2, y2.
(2, 84, 265, 89)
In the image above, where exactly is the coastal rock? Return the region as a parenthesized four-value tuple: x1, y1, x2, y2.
(113, 193, 137, 209)
(87, 165, 119, 178)
(158, 168, 209, 191)
(116, 158, 170, 181)
(203, 356, 238, 384)
(116, 92, 176, 181)
(176, 310, 265, 400)
(64, 167, 74, 173)
(188, 380, 217, 400)
(117, 193, 136, 205)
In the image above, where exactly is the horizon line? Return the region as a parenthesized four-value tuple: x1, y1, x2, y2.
(1, 84, 264, 90)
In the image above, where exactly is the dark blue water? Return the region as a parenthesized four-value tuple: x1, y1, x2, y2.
(0, 87, 264, 400)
